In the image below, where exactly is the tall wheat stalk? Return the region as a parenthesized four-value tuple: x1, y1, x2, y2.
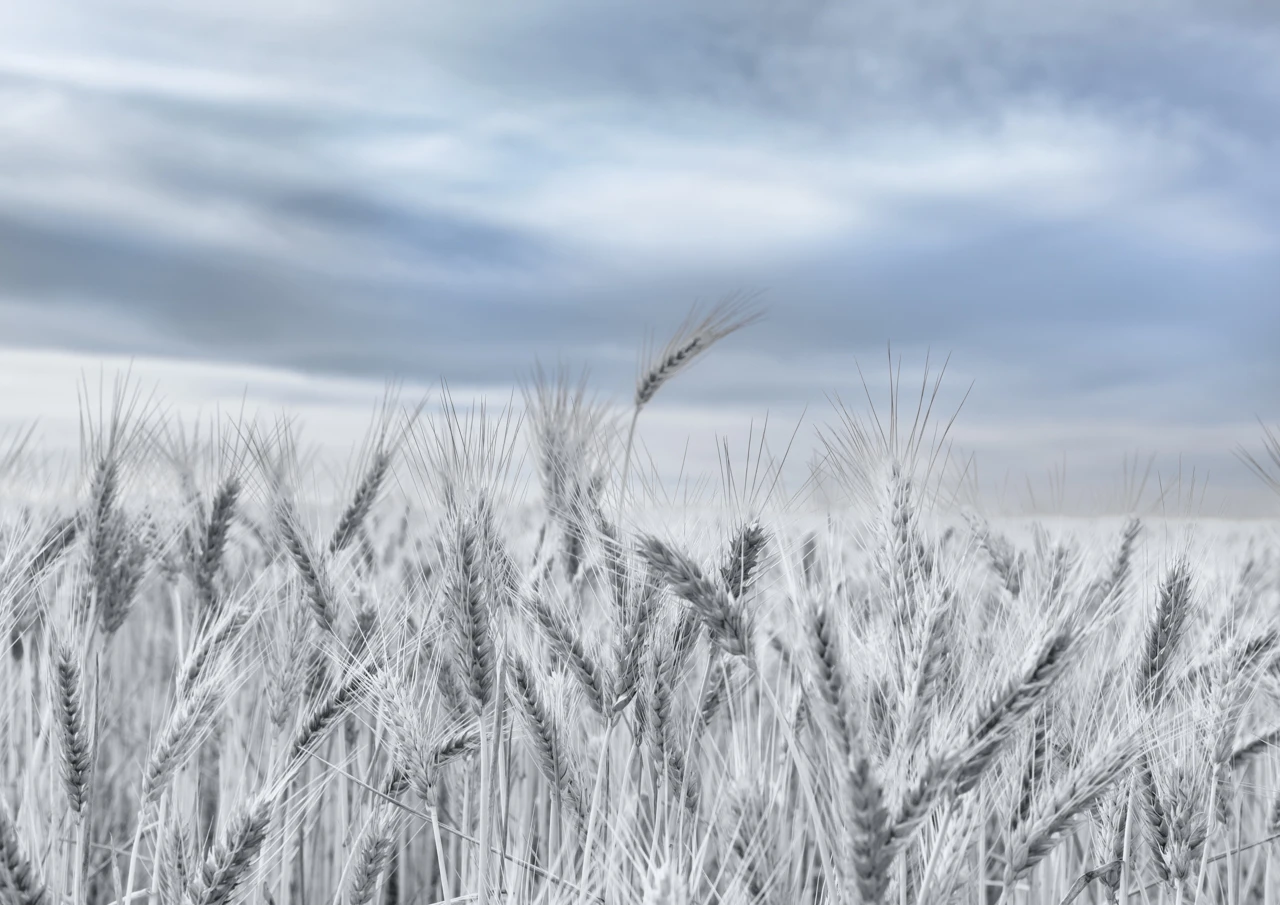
(620, 297, 762, 516)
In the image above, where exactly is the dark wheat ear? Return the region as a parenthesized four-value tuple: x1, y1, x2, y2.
(196, 475, 241, 619)
(275, 498, 338, 634)
(194, 792, 275, 905)
(1004, 738, 1139, 891)
(330, 448, 392, 556)
(950, 629, 1074, 799)
(721, 521, 768, 601)
(346, 805, 399, 905)
(634, 295, 764, 412)
(0, 796, 49, 905)
(621, 295, 763, 514)
(639, 535, 755, 664)
(50, 630, 94, 814)
(1136, 560, 1194, 711)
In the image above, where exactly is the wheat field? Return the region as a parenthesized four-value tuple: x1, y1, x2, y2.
(2, 303, 1279, 905)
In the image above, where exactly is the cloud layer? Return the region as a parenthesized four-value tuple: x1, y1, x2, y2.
(1, 1, 1277, 513)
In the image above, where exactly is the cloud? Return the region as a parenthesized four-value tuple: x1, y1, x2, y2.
(0, 0, 1277, 512)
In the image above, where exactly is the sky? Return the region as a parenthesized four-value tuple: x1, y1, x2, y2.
(0, 1, 1278, 516)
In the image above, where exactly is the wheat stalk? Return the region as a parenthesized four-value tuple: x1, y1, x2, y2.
(639, 535, 754, 663)
(276, 498, 338, 633)
(507, 650, 587, 825)
(196, 475, 241, 617)
(50, 631, 94, 813)
(621, 296, 762, 513)
(0, 797, 48, 905)
(528, 594, 613, 717)
(141, 679, 225, 806)
(1003, 737, 1139, 890)
(193, 792, 274, 905)
(331, 449, 392, 556)
(345, 804, 399, 905)
(1137, 560, 1194, 710)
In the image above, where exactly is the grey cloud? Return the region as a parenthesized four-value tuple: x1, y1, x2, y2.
(1, 0, 1278, 513)
(20, 1, 1277, 141)
(0, 209, 625, 389)
(16, 82, 545, 271)
(0, 215, 520, 363)
(3, 189, 1277, 425)
(261, 188, 551, 267)
(384, 0, 1280, 137)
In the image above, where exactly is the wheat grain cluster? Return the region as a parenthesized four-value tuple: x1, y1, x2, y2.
(2, 303, 1279, 905)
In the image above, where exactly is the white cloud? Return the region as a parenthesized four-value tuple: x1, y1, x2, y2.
(0, 51, 315, 106)
(0, 347, 429, 450)
(0, 4, 1271, 278)
(434, 105, 1233, 265)
(494, 165, 854, 267)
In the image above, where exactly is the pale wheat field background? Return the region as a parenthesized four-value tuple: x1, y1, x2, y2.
(2, 301, 1280, 905)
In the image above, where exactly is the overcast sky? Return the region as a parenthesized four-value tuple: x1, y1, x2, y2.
(1, 1, 1278, 515)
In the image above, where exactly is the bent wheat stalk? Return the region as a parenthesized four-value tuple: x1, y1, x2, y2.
(620, 297, 762, 515)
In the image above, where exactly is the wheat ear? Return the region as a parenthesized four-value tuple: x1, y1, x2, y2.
(806, 601, 853, 758)
(508, 651, 588, 825)
(1004, 737, 1139, 888)
(639, 535, 754, 663)
(179, 604, 251, 698)
(51, 633, 94, 813)
(846, 755, 892, 904)
(721, 521, 768, 601)
(331, 449, 392, 555)
(528, 595, 613, 717)
(0, 797, 48, 905)
(1137, 560, 1194, 709)
(193, 792, 274, 905)
(951, 629, 1074, 798)
(451, 517, 495, 715)
(346, 805, 399, 905)
(196, 475, 241, 617)
(276, 498, 338, 633)
(141, 680, 224, 806)
(621, 296, 762, 514)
